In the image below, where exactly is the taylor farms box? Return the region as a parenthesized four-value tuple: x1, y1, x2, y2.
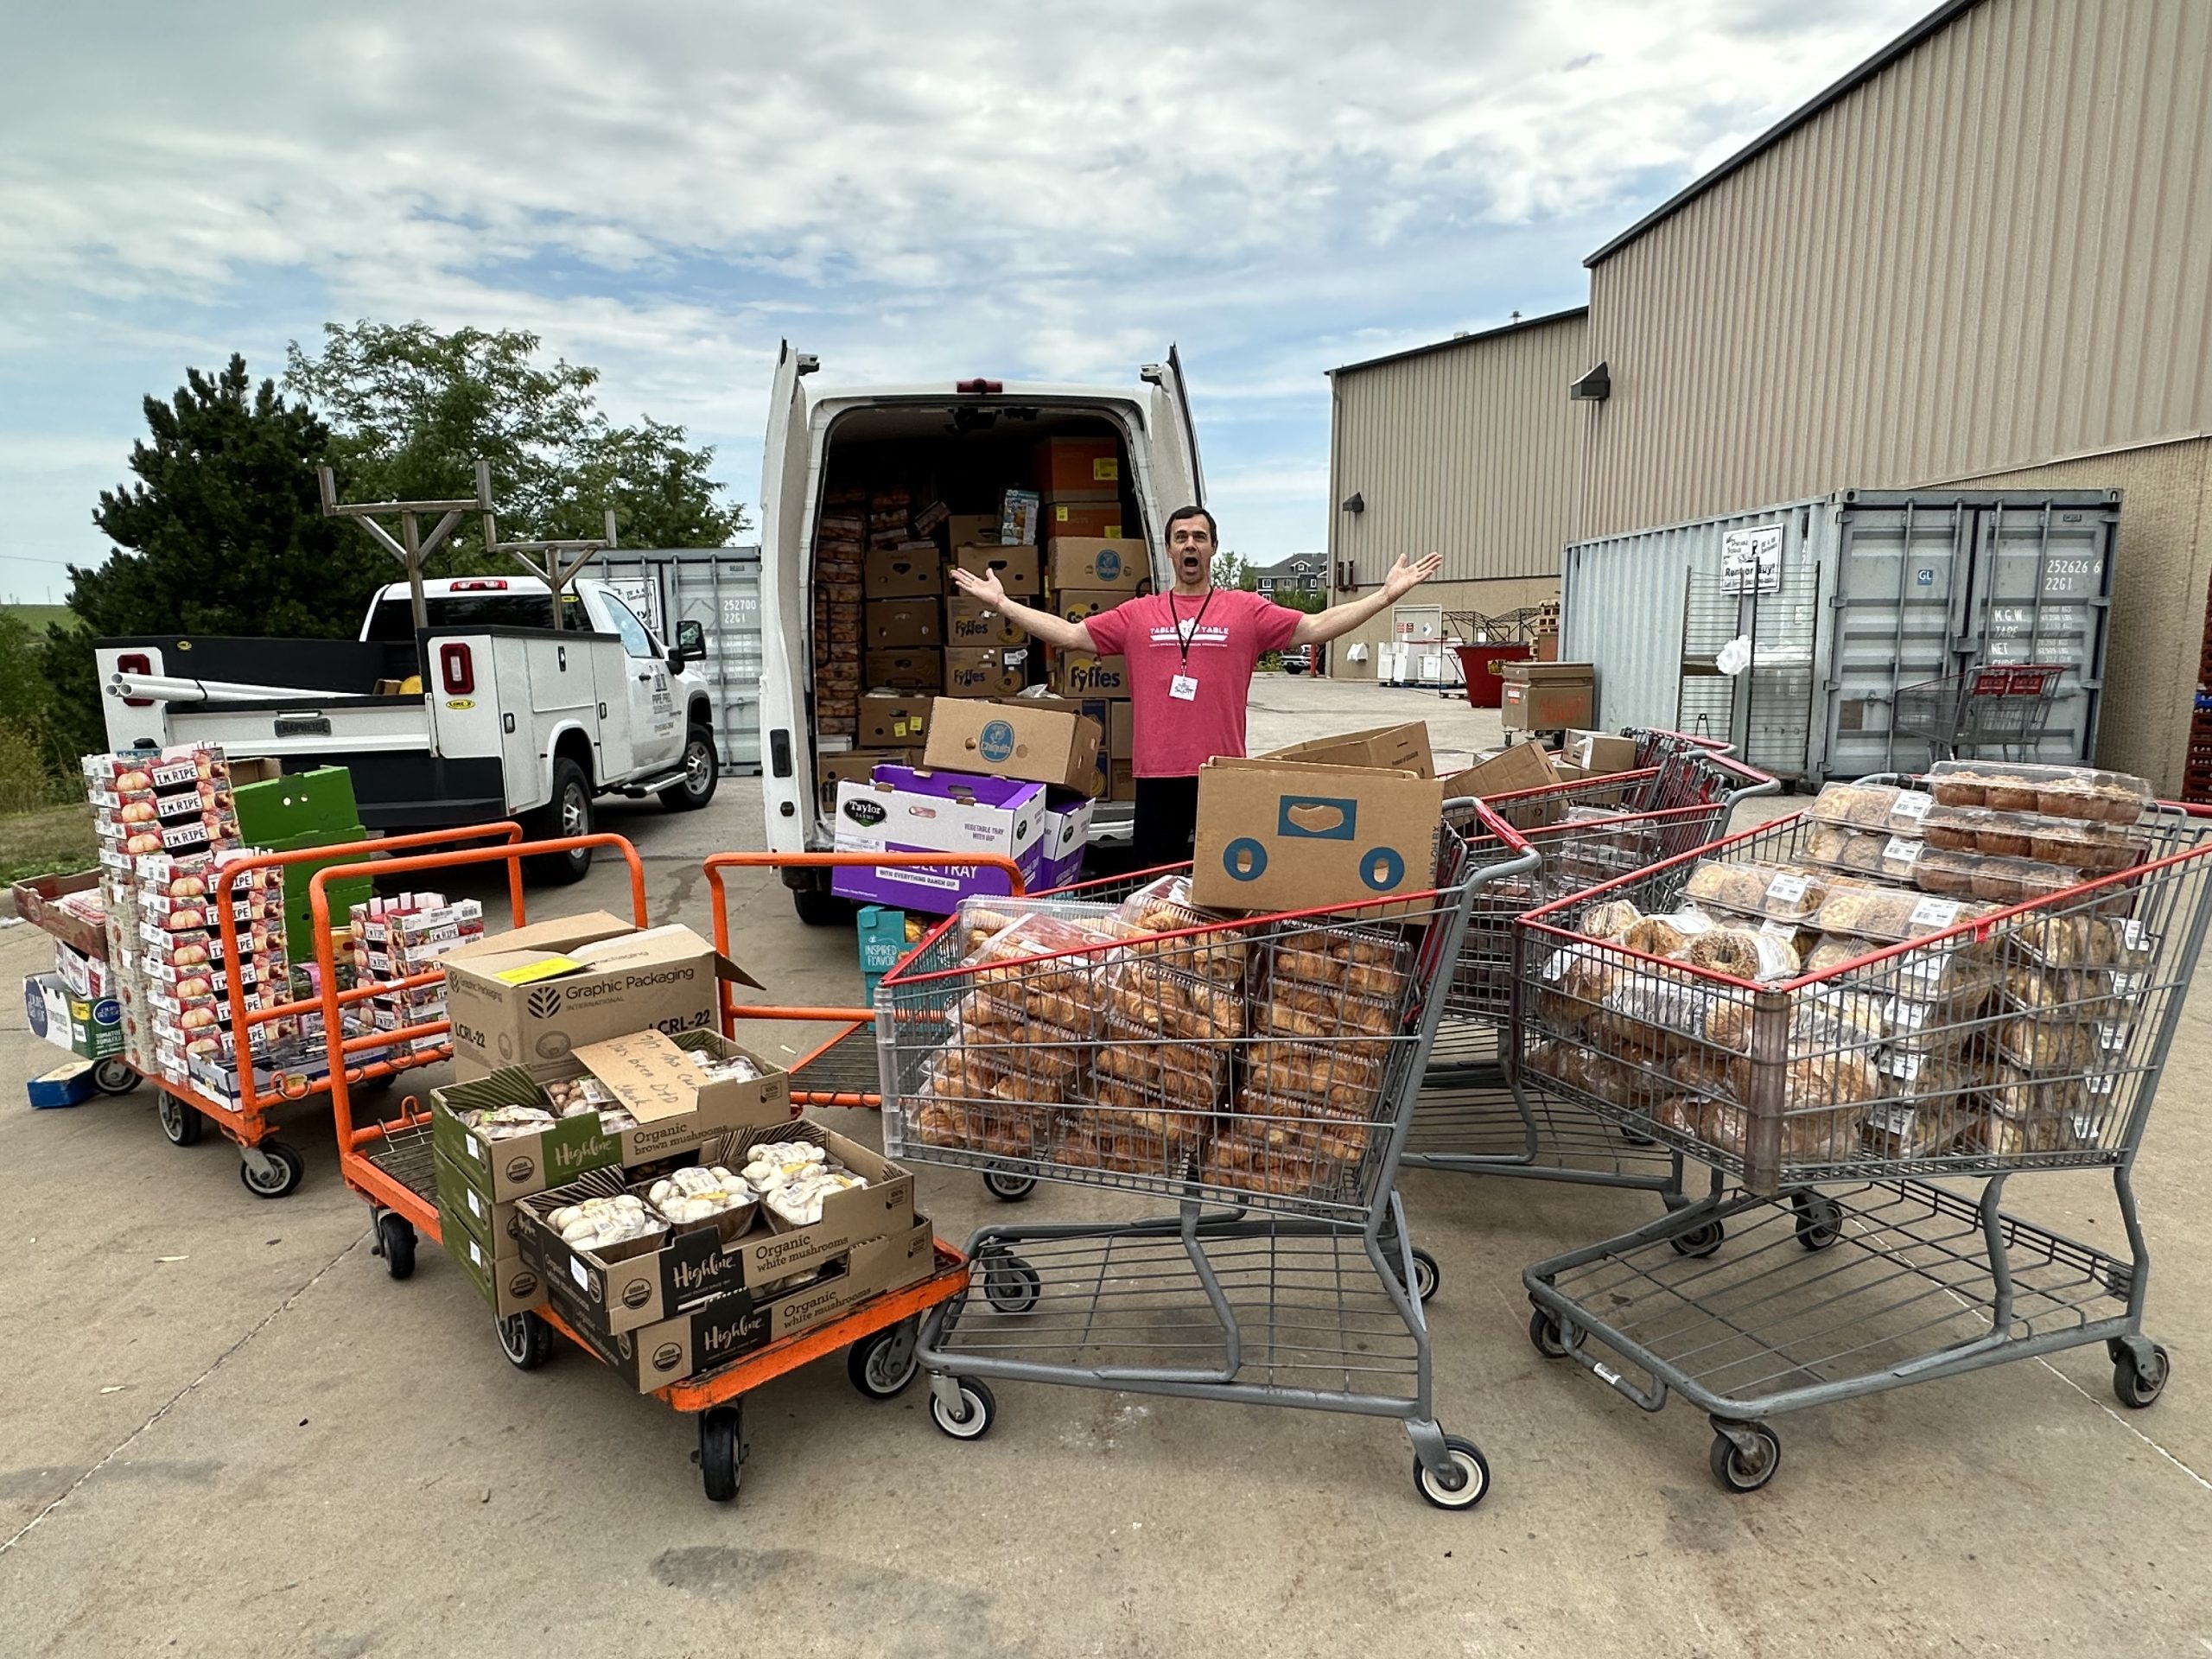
(861, 548, 944, 598)
(858, 692, 934, 748)
(1031, 436, 1122, 501)
(954, 543, 1040, 596)
(945, 594, 1027, 649)
(1042, 502, 1125, 541)
(1046, 538, 1146, 594)
(1190, 758, 1445, 912)
(923, 697, 1101, 793)
(440, 918, 761, 1082)
(862, 649, 943, 692)
(430, 1030, 791, 1202)
(1262, 721, 1434, 778)
(830, 765, 1046, 913)
(944, 647, 1028, 699)
(1499, 662, 1595, 733)
(520, 1122, 917, 1339)
(1048, 652, 1129, 699)
(575, 1218, 938, 1393)
(864, 600, 941, 649)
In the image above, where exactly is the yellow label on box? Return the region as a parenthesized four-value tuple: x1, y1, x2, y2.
(492, 956, 582, 985)
(1092, 459, 1118, 480)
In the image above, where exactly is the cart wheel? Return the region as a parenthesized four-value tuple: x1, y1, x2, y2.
(497, 1311, 553, 1371)
(1792, 1193, 1843, 1252)
(981, 1255, 1040, 1315)
(846, 1320, 921, 1400)
(1671, 1219, 1725, 1259)
(158, 1093, 205, 1147)
(699, 1404, 743, 1503)
(238, 1140, 304, 1198)
(1413, 1436, 1491, 1511)
(1529, 1308, 1570, 1360)
(2113, 1342, 2170, 1409)
(92, 1059, 138, 1096)
(929, 1378, 997, 1440)
(1398, 1247, 1440, 1304)
(1708, 1421, 1783, 1494)
(377, 1213, 417, 1281)
(352, 1071, 397, 1097)
(982, 1172, 1037, 1203)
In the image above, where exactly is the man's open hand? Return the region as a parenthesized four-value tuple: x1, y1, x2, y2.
(948, 565, 1007, 607)
(1382, 552, 1443, 601)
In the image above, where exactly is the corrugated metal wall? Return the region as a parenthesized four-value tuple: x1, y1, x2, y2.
(1581, 0, 2212, 538)
(1328, 311, 1589, 590)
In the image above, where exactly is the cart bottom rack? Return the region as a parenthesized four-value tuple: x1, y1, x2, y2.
(918, 1197, 1490, 1511)
(1522, 1171, 2169, 1494)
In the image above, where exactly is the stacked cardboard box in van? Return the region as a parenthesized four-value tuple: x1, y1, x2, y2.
(1031, 437, 1141, 702)
(813, 488, 868, 738)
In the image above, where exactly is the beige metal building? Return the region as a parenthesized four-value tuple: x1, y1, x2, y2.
(1324, 309, 1586, 678)
(1576, 0, 2212, 790)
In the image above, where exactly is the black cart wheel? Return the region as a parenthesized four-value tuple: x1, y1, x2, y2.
(1413, 1436, 1491, 1511)
(1708, 1421, 1783, 1494)
(1529, 1308, 1570, 1360)
(1671, 1219, 1726, 1259)
(238, 1140, 304, 1198)
(92, 1058, 138, 1096)
(929, 1378, 997, 1440)
(376, 1212, 417, 1281)
(2113, 1342, 2170, 1409)
(699, 1403, 744, 1503)
(846, 1320, 921, 1400)
(1407, 1247, 1440, 1305)
(981, 1255, 1040, 1315)
(982, 1172, 1037, 1203)
(158, 1093, 204, 1147)
(1792, 1192, 1843, 1252)
(497, 1311, 553, 1371)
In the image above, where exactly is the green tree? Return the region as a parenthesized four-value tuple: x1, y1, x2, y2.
(48, 356, 380, 756)
(284, 321, 746, 554)
(1211, 550, 1257, 591)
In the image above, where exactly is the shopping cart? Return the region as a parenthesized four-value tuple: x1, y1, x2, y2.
(1515, 783, 2212, 1491)
(1892, 663, 2067, 762)
(1401, 749, 1778, 1232)
(311, 837, 976, 1503)
(877, 804, 1539, 1509)
(143, 822, 527, 1198)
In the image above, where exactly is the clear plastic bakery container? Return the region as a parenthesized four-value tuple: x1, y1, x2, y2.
(1805, 780, 1938, 834)
(1926, 760, 2152, 823)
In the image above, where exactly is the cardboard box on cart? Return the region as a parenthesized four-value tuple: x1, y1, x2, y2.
(1262, 722, 1434, 778)
(829, 765, 1046, 914)
(436, 1150, 546, 1317)
(1189, 757, 1444, 913)
(439, 915, 760, 1082)
(1499, 661, 1595, 733)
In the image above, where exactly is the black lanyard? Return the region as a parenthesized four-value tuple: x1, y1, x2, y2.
(1165, 587, 1216, 674)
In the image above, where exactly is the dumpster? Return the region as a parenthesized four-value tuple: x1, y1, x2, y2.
(1456, 643, 1531, 709)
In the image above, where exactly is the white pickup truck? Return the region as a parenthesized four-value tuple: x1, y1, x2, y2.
(95, 575, 720, 882)
(754, 345, 1205, 922)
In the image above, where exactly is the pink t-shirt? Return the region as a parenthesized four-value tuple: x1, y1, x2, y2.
(1084, 588, 1303, 778)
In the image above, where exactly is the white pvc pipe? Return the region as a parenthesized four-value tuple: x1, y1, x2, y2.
(106, 675, 368, 702)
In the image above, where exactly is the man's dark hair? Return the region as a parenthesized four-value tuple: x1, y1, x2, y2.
(1165, 505, 1217, 544)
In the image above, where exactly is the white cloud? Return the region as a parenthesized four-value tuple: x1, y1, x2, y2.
(0, 0, 1928, 579)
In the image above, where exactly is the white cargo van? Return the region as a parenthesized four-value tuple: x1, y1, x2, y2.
(755, 344, 1205, 923)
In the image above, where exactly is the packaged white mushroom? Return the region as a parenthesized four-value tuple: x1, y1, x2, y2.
(464, 1103, 557, 1141)
(645, 1164, 759, 1225)
(545, 1193, 665, 1251)
(741, 1141, 831, 1189)
(762, 1168, 868, 1226)
(687, 1050, 765, 1084)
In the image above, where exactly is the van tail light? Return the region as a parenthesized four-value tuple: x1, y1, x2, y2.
(439, 643, 475, 696)
(118, 652, 154, 708)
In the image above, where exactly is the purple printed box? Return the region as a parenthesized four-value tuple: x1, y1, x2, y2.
(830, 765, 1046, 916)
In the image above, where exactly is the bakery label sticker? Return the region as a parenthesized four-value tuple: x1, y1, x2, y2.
(1883, 836, 1924, 868)
(1891, 792, 1934, 823)
(1764, 872, 1809, 910)
(1907, 897, 1961, 931)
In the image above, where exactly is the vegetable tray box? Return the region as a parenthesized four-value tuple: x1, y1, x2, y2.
(563, 1217, 938, 1394)
(430, 1029, 791, 1202)
(518, 1121, 917, 1338)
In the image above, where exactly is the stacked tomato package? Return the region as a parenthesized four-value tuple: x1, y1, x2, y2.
(914, 901, 1132, 1163)
(1206, 920, 1413, 1197)
(812, 486, 868, 740)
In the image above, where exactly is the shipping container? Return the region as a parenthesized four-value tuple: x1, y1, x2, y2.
(591, 547, 765, 774)
(1560, 490, 2120, 783)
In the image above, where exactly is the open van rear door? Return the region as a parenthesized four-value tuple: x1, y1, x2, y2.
(1144, 346, 1205, 513)
(756, 340, 817, 854)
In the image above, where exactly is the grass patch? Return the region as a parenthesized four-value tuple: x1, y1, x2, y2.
(1, 605, 77, 633)
(0, 802, 95, 889)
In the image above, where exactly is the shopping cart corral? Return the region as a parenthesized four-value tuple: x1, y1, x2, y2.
(1402, 747, 1779, 1218)
(1515, 782, 2208, 1491)
(1892, 663, 2067, 764)
(878, 805, 1540, 1508)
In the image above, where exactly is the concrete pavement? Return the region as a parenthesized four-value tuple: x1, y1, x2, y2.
(0, 676, 2206, 1657)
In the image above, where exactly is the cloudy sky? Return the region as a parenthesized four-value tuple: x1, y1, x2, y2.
(0, 0, 1928, 601)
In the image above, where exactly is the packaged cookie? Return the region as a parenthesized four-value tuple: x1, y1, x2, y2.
(1802, 824, 1929, 882)
(1808, 781, 1938, 834)
(1814, 887, 1993, 944)
(1928, 760, 2151, 825)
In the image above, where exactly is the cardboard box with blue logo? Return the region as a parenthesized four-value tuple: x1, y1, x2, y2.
(1047, 537, 1147, 594)
(923, 697, 1098, 887)
(1189, 723, 1443, 912)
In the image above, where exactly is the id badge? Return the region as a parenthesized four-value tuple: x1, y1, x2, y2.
(1169, 674, 1199, 702)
